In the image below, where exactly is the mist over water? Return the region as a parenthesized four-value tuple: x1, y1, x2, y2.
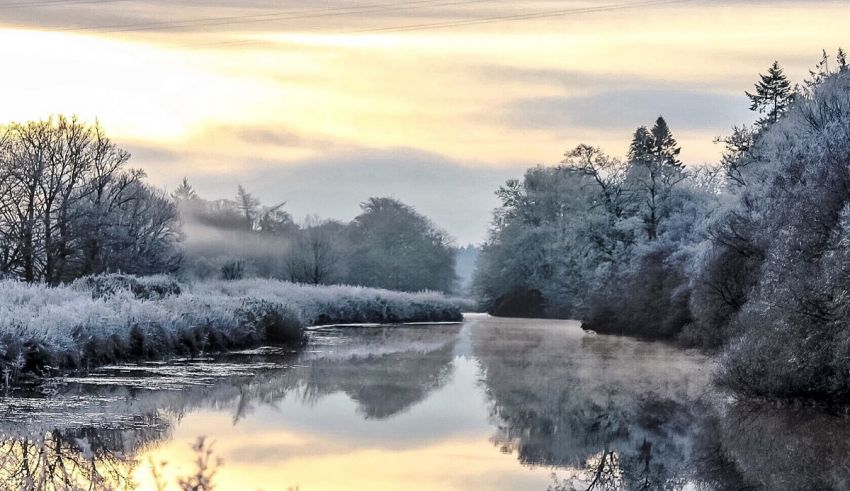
(0, 315, 845, 490)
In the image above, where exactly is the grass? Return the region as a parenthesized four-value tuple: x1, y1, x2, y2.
(0, 275, 465, 385)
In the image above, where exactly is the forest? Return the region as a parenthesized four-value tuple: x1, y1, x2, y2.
(0, 119, 458, 294)
(474, 50, 850, 403)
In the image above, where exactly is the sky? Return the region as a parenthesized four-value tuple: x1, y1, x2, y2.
(0, 0, 847, 243)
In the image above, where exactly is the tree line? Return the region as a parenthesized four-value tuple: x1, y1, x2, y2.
(474, 49, 850, 402)
(173, 181, 458, 293)
(0, 118, 459, 293)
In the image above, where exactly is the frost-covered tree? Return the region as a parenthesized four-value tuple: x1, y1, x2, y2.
(236, 185, 260, 231)
(344, 197, 456, 293)
(625, 117, 686, 241)
(746, 61, 795, 128)
(172, 177, 198, 202)
(703, 69, 850, 401)
(804, 48, 849, 93)
(562, 144, 629, 221)
(715, 125, 756, 187)
(286, 216, 342, 285)
(474, 165, 607, 316)
(476, 118, 719, 337)
(476, 51, 850, 402)
(0, 117, 181, 283)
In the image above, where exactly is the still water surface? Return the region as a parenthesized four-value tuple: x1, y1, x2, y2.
(1, 314, 848, 490)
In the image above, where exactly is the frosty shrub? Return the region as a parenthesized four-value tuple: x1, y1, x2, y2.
(0, 276, 463, 385)
(72, 274, 183, 300)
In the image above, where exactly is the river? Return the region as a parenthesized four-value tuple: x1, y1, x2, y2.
(0, 314, 847, 490)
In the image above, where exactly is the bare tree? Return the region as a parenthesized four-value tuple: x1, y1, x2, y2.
(0, 116, 181, 283)
(287, 216, 340, 285)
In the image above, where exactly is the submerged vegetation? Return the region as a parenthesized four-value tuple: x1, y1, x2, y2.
(475, 49, 850, 403)
(0, 274, 463, 385)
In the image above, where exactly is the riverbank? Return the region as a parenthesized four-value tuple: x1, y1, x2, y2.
(0, 275, 466, 385)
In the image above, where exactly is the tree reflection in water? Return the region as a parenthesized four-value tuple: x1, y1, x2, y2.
(469, 316, 850, 490)
(0, 324, 461, 489)
(287, 325, 459, 419)
(0, 425, 160, 490)
(0, 319, 849, 490)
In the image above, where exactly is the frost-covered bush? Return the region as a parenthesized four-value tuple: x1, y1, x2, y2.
(710, 70, 850, 402)
(189, 279, 464, 325)
(0, 277, 463, 385)
(72, 273, 183, 300)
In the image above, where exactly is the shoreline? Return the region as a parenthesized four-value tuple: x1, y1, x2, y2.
(0, 275, 467, 387)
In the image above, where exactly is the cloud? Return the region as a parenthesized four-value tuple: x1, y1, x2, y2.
(499, 89, 754, 132)
(476, 65, 687, 92)
(0, 0, 524, 34)
(125, 142, 183, 165)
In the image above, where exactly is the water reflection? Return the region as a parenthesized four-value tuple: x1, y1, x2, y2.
(470, 317, 705, 489)
(0, 317, 847, 490)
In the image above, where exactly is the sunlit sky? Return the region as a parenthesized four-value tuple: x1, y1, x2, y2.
(0, 0, 847, 242)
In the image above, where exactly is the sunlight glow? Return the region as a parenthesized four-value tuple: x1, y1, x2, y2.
(1, 2, 848, 177)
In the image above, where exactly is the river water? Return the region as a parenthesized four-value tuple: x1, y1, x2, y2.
(1, 314, 848, 490)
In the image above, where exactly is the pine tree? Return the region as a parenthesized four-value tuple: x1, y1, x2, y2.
(746, 61, 795, 128)
(649, 116, 683, 170)
(172, 177, 198, 201)
(838, 47, 848, 72)
(626, 117, 685, 241)
(236, 185, 260, 231)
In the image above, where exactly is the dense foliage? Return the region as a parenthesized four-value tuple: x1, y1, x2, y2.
(474, 117, 720, 335)
(344, 197, 456, 292)
(475, 50, 850, 402)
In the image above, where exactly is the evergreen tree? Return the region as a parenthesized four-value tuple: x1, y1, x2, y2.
(838, 47, 848, 72)
(627, 117, 685, 241)
(746, 61, 795, 128)
(236, 185, 260, 231)
(172, 177, 198, 201)
(650, 116, 683, 169)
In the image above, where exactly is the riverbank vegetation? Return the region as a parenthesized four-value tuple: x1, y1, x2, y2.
(0, 112, 471, 388)
(0, 274, 463, 385)
(475, 49, 850, 403)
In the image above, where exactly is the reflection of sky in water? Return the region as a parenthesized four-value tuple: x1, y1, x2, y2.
(134, 327, 557, 490)
(3, 316, 849, 489)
